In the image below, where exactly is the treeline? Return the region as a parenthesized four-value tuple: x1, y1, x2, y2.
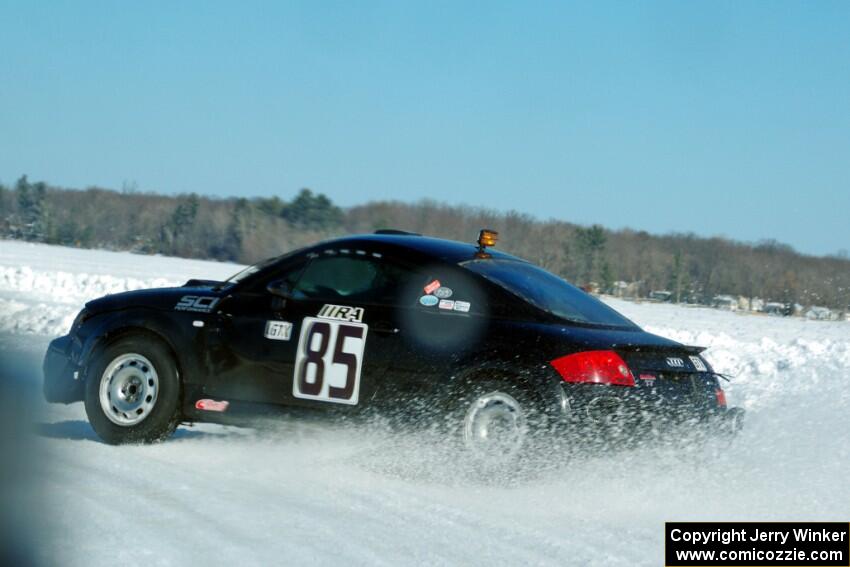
(1, 175, 848, 310)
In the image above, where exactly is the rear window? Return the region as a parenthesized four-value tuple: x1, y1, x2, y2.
(462, 259, 636, 328)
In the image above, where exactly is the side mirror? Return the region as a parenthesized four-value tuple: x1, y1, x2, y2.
(266, 279, 293, 299)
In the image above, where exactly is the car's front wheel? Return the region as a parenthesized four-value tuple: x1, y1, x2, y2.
(84, 335, 181, 444)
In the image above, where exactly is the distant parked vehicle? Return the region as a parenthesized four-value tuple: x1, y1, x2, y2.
(712, 295, 738, 311)
(763, 302, 788, 316)
(806, 306, 835, 321)
(648, 290, 673, 302)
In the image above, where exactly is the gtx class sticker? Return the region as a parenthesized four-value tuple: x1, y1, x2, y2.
(424, 279, 441, 294)
(438, 299, 455, 310)
(666, 357, 685, 368)
(293, 317, 368, 405)
(452, 300, 470, 313)
(419, 295, 439, 307)
(690, 356, 707, 372)
(175, 295, 220, 313)
(264, 320, 293, 341)
(317, 304, 365, 323)
(433, 286, 453, 299)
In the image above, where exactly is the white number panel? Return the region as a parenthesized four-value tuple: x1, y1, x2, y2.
(292, 317, 368, 405)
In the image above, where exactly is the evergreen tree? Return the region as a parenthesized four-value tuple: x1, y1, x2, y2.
(668, 251, 690, 302)
(574, 225, 607, 283)
(257, 196, 283, 217)
(280, 188, 342, 229)
(224, 198, 250, 260)
(161, 193, 200, 253)
(599, 260, 614, 294)
(15, 175, 48, 240)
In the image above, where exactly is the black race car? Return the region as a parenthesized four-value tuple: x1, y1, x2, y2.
(43, 229, 743, 457)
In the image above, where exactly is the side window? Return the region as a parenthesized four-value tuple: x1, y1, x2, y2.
(253, 258, 308, 293)
(291, 254, 418, 305)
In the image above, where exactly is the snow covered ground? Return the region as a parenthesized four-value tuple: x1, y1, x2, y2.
(1, 239, 849, 566)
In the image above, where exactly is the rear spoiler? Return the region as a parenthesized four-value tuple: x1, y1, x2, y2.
(616, 343, 706, 355)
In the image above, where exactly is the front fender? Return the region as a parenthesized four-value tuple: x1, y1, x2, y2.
(78, 308, 204, 385)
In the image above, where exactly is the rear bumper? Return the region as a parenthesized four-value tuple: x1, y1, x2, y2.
(557, 381, 744, 437)
(43, 335, 84, 404)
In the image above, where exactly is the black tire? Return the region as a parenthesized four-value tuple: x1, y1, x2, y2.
(84, 334, 181, 444)
(450, 378, 548, 469)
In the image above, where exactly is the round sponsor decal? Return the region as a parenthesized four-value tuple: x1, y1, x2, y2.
(433, 286, 453, 299)
(419, 295, 439, 307)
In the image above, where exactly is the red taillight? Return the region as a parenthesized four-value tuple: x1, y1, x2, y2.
(550, 350, 635, 387)
(715, 388, 727, 408)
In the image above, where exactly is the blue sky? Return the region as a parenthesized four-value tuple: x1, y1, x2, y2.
(1, 1, 848, 256)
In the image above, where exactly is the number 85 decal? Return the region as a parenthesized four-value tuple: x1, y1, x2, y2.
(293, 317, 368, 405)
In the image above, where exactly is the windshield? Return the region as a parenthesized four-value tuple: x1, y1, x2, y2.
(224, 256, 279, 285)
(463, 259, 636, 328)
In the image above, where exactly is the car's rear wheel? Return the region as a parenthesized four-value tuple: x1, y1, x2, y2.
(455, 380, 547, 468)
(84, 335, 181, 444)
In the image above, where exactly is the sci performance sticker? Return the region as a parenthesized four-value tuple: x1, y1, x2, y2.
(264, 320, 293, 341)
(419, 295, 439, 307)
(438, 299, 455, 310)
(452, 300, 470, 312)
(175, 295, 220, 313)
(317, 304, 365, 323)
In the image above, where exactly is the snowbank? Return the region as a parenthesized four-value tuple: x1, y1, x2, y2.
(0, 240, 242, 335)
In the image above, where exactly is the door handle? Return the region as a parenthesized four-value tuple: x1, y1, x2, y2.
(372, 323, 400, 335)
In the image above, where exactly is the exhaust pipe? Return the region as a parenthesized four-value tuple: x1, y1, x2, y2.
(585, 396, 624, 424)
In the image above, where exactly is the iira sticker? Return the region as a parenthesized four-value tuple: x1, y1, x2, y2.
(453, 300, 470, 313)
(424, 279, 441, 294)
(689, 356, 707, 372)
(419, 295, 439, 307)
(195, 399, 229, 412)
(317, 304, 365, 323)
(433, 286, 453, 299)
(265, 320, 293, 341)
(438, 299, 455, 310)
